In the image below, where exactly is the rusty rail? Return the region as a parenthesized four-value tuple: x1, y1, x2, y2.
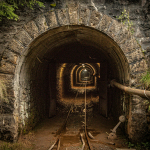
(48, 105, 73, 150)
(85, 130, 94, 150)
(111, 80, 150, 99)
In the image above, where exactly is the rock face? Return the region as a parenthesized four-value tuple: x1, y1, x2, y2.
(0, 0, 150, 142)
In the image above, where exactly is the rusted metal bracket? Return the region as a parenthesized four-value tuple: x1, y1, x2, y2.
(108, 115, 125, 140)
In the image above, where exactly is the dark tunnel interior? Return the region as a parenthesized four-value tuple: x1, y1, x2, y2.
(18, 26, 130, 131)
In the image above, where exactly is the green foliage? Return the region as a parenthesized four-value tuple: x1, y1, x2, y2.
(148, 105, 150, 111)
(0, 1, 19, 21)
(0, 79, 8, 103)
(0, 142, 33, 150)
(126, 141, 150, 150)
(140, 70, 150, 89)
(20, 107, 40, 135)
(141, 142, 150, 149)
(0, 0, 45, 21)
(50, 3, 56, 7)
(36, 1, 44, 7)
(24, 0, 45, 9)
(127, 142, 135, 148)
(117, 9, 134, 34)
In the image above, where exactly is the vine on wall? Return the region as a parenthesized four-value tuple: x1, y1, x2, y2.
(117, 9, 134, 34)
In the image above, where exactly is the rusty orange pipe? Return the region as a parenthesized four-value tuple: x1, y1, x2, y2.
(110, 80, 150, 99)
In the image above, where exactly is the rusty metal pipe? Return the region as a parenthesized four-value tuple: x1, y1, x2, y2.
(110, 80, 150, 99)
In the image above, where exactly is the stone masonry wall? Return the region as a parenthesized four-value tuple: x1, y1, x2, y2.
(0, 0, 150, 61)
(0, 0, 150, 142)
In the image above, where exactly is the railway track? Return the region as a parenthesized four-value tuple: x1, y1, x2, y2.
(48, 83, 95, 150)
(48, 83, 115, 150)
(48, 124, 94, 150)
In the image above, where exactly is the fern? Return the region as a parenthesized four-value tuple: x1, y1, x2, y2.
(36, 1, 45, 7)
(0, 0, 45, 21)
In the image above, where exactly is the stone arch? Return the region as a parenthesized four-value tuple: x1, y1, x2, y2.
(0, 5, 147, 141)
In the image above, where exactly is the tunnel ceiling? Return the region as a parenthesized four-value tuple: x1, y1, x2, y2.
(43, 43, 107, 63)
(23, 25, 129, 82)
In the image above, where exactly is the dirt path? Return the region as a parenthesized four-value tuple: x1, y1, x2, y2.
(18, 112, 128, 150)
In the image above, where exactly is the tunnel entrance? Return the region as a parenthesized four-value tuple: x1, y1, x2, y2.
(14, 25, 130, 144)
(0, 3, 148, 143)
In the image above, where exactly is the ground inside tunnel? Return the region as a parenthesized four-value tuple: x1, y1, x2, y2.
(15, 110, 128, 150)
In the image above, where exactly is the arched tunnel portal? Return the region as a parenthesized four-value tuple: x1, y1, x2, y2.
(14, 25, 130, 135)
(0, 4, 148, 143)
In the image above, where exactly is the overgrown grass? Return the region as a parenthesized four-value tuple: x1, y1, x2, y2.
(126, 141, 150, 150)
(140, 70, 150, 89)
(0, 132, 35, 150)
(0, 142, 33, 150)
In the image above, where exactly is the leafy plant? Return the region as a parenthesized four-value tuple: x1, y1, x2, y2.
(125, 141, 150, 150)
(0, 0, 45, 21)
(127, 142, 135, 148)
(148, 105, 150, 111)
(50, 3, 56, 7)
(140, 70, 150, 89)
(135, 143, 142, 150)
(117, 9, 134, 34)
(141, 142, 150, 149)
(0, 1, 19, 21)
